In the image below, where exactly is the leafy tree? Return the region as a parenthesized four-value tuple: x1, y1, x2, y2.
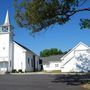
(14, 0, 90, 33)
(80, 19, 90, 29)
(63, 49, 71, 54)
(40, 49, 50, 57)
(40, 48, 63, 57)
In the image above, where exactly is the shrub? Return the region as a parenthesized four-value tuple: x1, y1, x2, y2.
(12, 69, 17, 73)
(5, 71, 10, 74)
(18, 69, 23, 73)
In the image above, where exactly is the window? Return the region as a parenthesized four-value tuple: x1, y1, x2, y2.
(55, 64, 59, 67)
(28, 58, 30, 64)
(28, 58, 30, 66)
(3, 47, 5, 50)
(0, 62, 4, 68)
(31, 55, 35, 68)
(31, 59, 33, 67)
(2, 26, 8, 32)
(46, 63, 50, 67)
(39, 59, 42, 65)
(37, 61, 38, 69)
(10, 61, 11, 67)
(46, 64, 50, 67)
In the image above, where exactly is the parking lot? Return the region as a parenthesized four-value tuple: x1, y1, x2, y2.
(0, 74, 86, 90)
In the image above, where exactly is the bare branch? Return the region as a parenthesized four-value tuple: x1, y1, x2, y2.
(68, 8, 90, 17)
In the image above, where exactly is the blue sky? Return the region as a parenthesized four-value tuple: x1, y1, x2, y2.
(0, 0, 90, 55)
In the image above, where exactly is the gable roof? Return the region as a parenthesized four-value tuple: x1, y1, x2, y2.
(41, 54, 65, 63)
(61, 42, 89, 59)
(14, 41, 38, 56)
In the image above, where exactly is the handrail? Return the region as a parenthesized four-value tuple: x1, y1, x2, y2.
(62, 56, 75, 66)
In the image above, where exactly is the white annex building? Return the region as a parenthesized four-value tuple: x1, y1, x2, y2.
(42, 42, 90, 72)
(60, 42, 90, 72)
(0, 11, 42, 73)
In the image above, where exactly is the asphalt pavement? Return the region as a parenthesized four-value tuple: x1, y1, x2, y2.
(0, 74, 86, 90)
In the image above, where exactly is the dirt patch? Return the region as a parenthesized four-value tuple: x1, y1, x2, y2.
(82, 84, 90, 90)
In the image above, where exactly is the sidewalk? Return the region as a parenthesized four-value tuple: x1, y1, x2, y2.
(9, 71, 90, 75)
(10, 71, 61, 75)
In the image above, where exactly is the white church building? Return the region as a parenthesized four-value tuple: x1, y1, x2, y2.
(0, 11, 90, 73)
(0, 11, 42, 73)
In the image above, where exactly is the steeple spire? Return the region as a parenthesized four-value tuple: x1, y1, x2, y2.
(4, 10, 10, 26)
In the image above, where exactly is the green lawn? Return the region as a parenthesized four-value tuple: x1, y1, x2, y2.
(43, 70, 61, 73)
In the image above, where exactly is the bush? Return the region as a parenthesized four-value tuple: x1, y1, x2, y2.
(18, 69, 23, 73)
(12, 69, 17, 73)
(5, 71, 10, 74)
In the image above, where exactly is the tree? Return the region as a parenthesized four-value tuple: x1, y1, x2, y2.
(14, 0, 90, 33)
(40, 49, 50, 57)
(40, 48, 63, 57)
(80, 19, 90, 29)
(63, 49, 71, 54)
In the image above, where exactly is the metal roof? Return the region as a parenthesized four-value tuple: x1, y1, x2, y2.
(41, 54, 65, 63)
(14, 41, 38, 56)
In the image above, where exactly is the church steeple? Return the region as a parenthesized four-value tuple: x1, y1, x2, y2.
(0, 10, 13, 33)
(4, 10, 10, 26)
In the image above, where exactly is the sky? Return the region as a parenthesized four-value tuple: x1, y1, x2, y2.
(0, 0, 90, 55)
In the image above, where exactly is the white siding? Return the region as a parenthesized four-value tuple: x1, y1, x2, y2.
(13, 43, 26, 72)
(61, 57, 77, 72)
(60, 43, 90, 72)
(0, 33, 13, 72)
(13, 42, 41, 72)
(25, 51, 34, 72)
(26, 52, 41, 71)
(35, 56, 41, 71)
(61, 44, 88, 64)
(43, 61, 61, 71)
(0, 34, 9, 59)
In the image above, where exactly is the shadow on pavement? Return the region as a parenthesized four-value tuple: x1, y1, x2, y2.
(52, 73, 90, 86)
